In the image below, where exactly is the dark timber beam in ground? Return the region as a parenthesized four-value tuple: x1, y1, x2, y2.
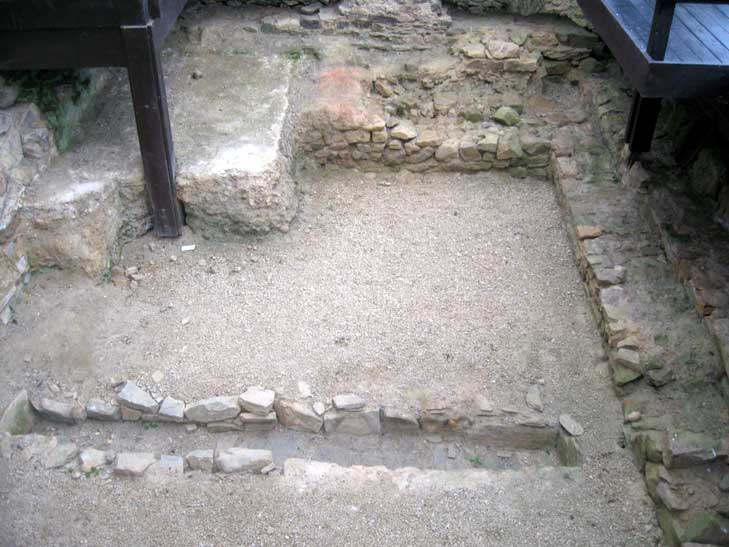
(0, 0, 187, 237)
(578, 0, 729, 155)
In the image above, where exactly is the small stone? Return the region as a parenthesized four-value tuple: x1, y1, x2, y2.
(323, 406, 381, 435)
(612, 362, 643, 386)
(615, 348, 641, 372)
(214, 447, 273, 474)
(382, 407, 419, 433)
(238, 412, 278, 431)
(117, 381, 159, 414)
(576, 225, 603, 240)
(460, 43, 486, 58)
(121, 406, 143, 421)
(485, 39, 520, 60)
(181, 317, 191, 326)
(493, 106, 521, 127)
(158, 396, 185, 422)
(261, 462, 276, 475)
(114, 452, 157, 477)
(274, 399, 322, 433)
(239, 387, 275, 416)
(80, 448, 108, 472)
(0, 390, 34, 434)
(185, 424, 197, 433)
(86, 399, 121, 421)
(374, 79, 395, 98)
(44, 442, 79, 469)
(33, 398, 86, 424)
(191, 69, 203, 80)
(181, 245, 196, 252)
(151, 370, 164, 384)
(477, 132, 500, 154)
(435, 138, 460, 161)
(426, 434, 443, 443)
(185, 396, 240, 423)
(186, 449, 215, 472)
(332, 394, 366, 411)
(299, 2, 322, 15)
(390, 122, 418, 141)
(559, 414, 584, 437)
(297, 381, 312, 399)
(627, 411, 642, 423)
(312, 402, 326, 416)
(526, 385, 544, 413)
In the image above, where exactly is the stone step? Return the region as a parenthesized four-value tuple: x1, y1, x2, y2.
(13, 11, 298, 277)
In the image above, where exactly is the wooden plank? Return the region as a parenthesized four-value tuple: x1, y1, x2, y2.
(682, 4, 729, 59)
(634, 0, 719, 62)
(0, 29, 127, 69)
(606, 0, 687, 61)
(673, 4, 729, 62)
(0, 0, 149, 30)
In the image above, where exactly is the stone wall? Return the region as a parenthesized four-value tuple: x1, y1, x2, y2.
(443, 0, 588, 28)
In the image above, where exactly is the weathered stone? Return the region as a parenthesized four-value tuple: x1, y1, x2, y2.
(477, 132, 500, 154)
(238, 412, 278, 431)
(207, 421, 242, 433)
(416, 130, 442, 148)
(44, 442, 79, 469)
(185, 396, 240, 423)
(496, 130, 523, 161)
(85, 399, 121, 421)
(381, 407, 419, 433)
(526, 385, 544, 413)
(186, 449, 215, 472)
(158, 396, 185, 422)
(615, 348, 641, 372)
(594, 266, 626, 287)
(663, 430, 721, 469)
(485, 39, 520, 60)
(474, 395, 498, 416)
(117, 381, 159, 414)
(80, 448, 111, 472)
(681, 513, 729, 546)
(459, 139, 482, 162)
(312, 402, 327, 416)
(626, 411, 642, 423)
(324, 406, 381, 435)
(114, 452, 157, 477)
(390, 122, 418, 141)
(559, 414, 584, 436)
(630, 430, 665, 465)
(460, 43, 486, 58)
(274, 399, 323, 433)
(493, 106, 521, 127)
(121, 406, 143, 421)
(519, 132, 550, 155)
(0, 390, 33, 435)
(32, 398, 86, 424)
(435, 138, 460, 161)
(646, 367, 675, 388)
(214, 447, 273, 474)
(239, 387, 275, 416)
(332, 394, 366, 411)
(557, 432, 584, 466)
(656, 481, 690, 511)
(261, 15, 300, 33)
(612, 361, 642, 386)
(576, 224, 603, 240)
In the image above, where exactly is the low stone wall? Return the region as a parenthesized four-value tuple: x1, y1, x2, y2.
(444, 0, 588, 28)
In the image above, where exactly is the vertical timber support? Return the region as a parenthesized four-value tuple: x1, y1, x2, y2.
(647, 0, 677, 61)
(122, 23, 183, 237)
(625, 92, 662, 157)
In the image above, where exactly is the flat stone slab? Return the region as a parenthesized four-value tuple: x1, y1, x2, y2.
(274, 399, 323, 433)
(185, 396, 240, 423)
(117, 382, 159, 414)
(239, 387, 275, 416)
(32, 397, 86, 424)
(324, 406, 381, 435)
(147, 455, 185, 480)
(332, 394, 367, 411)
(158, 397, 185, 422)
(43, 442, 78, 469)
(85, 399, 121, 421)
(214, 447, 273, 474)
(80, 448, 113, 472)
(114, 452, 157, 477)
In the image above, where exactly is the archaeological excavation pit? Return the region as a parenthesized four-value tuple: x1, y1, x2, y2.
(3, 1, 729, 546)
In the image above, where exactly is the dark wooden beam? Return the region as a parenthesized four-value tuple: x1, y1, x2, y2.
(647, 0, 677, 61)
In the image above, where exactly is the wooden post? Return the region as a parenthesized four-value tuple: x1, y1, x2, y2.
(626, 91, 662, 155)
(647, 0, 677, 61)
(122, 23, 183, 237)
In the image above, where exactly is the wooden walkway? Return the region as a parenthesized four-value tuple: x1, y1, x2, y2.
(579, 0, 729, 153)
